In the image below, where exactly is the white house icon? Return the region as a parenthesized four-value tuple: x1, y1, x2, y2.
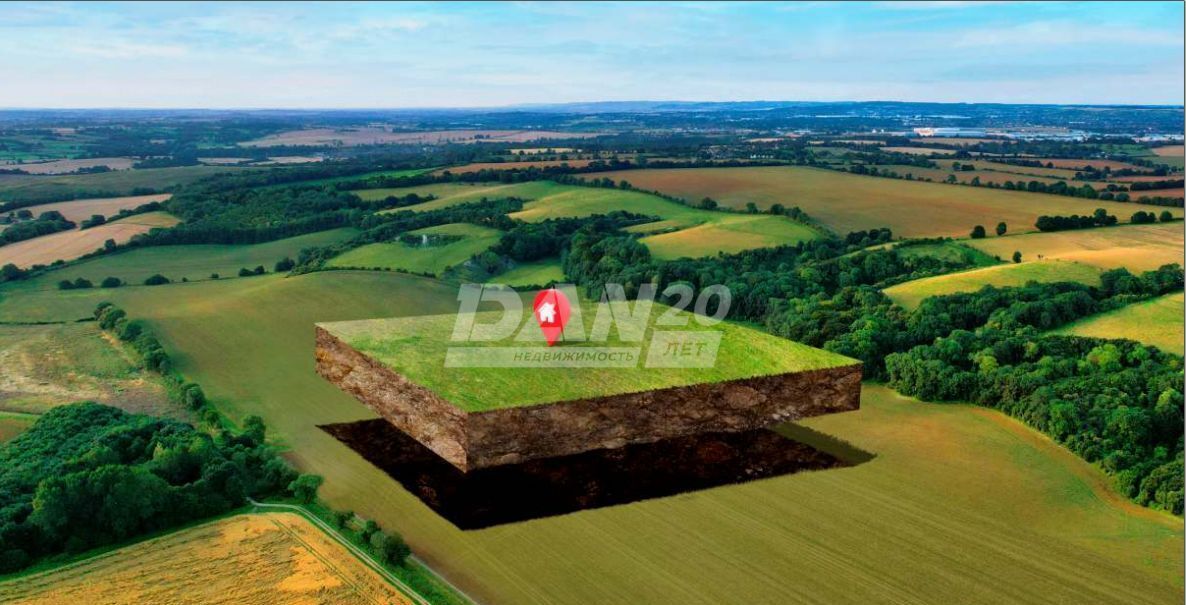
(537, 301, 557, 324)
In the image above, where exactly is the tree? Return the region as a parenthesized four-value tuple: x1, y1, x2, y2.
(1131, 211, 1157, 225)
(238, 267, 253, 277)
(253, 265, 266, 275)
(970, 225, 986, 239)
(769, 203, 785, 215)
(274, 257, 295, 272)
(103, 239, 117, 252)
(745, 202, 758, 214)
(330, 509, 353, 530)
(242, 415, 266, 444)
(359, 519, 380, 542)
(72, 277, 93, 289)
(144, 274, 170, 286)
(100, 276, 122, 288)
(371, 531, 411, 566)
(288, 474, 323, 504)
(1160, 210, 1174, 222)
(996, 222, 1007, 236)
(1, 263, 26, 282)
(1012, 251, 1022, 264)
(182, 383, 206, 410)
(698, 197, 718, 210)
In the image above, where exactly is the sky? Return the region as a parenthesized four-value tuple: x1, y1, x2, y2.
(1, 1, 1182, 108)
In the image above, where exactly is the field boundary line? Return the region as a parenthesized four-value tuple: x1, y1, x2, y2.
(247, 498, 478, 605)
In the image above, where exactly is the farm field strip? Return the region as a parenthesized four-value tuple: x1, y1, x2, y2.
(591, 166, 1181, 238)
(639, 213, 820, 260)
(241, 128, 599, 148)
(883, 260, 1103, 310)
(0, 512, 413, 605)
(434, 159, 596, 174)
(4, 227, 358, 290)
(965, 222, 1184, 272)
(1, 157, 135, 174)
(5, 193, 171, 223)
(0, 211, 181, 268)
(880, 146, 957, 155)
(1052, 292, 1184, 354)
(0, 165, 254, 205)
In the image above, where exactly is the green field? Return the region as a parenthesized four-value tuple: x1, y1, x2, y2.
(0, 412, 36, 442)
(1052, 292, 1184, 354)
(883, 260, 1103, 310)
(323, 303, 854, 411)
(4, 228, 358, 291)
(365, 181, 563, 210)
(366, 180, 822, 257)
(260, 167, 434, 190)
(592, 166, 1182, 238)
(0, 322, 170, 417)
(326, 223, 501, 275)
(496, 259, 564, 287)
(0, 165, 254, 205)
(893, 241, 1000, 266)
(638, 213, 822, 260)
(0, 272, 1178, 605)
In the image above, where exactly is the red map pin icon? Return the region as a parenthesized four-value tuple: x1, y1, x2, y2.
(532, 288, 571, 346)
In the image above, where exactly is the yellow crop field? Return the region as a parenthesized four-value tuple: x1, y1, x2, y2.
(0, 513, 411, 605)
(5, 193, 170, 223)
(0, 211, 180, 268)
(593, 166, 1180, 238)
(967, 222, 1184, 272)
(1053, 292, 1184, 354)
(883, 260, 1102, 310)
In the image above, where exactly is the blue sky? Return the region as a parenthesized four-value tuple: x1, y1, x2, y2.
(1, 1, 1181, 108)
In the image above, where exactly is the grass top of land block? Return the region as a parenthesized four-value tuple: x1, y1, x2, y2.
(319, 301, 855, 412)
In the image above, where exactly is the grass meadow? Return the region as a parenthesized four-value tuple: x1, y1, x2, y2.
(0, 412, 36, 442)
(0, 165, 252, 205)
(592, 166, 1182, 238)
(0, 272, 1178, 604)
(5, 227, 357, 289)
(327, 223, 502, 275)
(1052, 292, 1184, 354)
(0, 322, 171, 417)
(496, 259, 565, 287)
(326, 303, 853, 411)
(883, 260, 1103, 310)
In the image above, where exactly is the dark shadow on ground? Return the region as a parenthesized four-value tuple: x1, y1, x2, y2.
(320, 419, 874, 530)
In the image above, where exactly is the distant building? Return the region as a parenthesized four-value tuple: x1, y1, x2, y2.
(913, 127, 988, 138)
(1135, 134, 1185, 143)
